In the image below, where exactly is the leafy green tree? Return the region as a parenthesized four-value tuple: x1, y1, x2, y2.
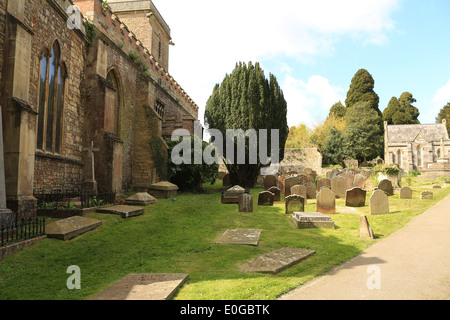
(167, 136, 219, 192)
(322, 126, 346, 166)
(383, 92, 420, 125)
(383, 97, 401, 124)
(285, 124, 313, 149)
(329, 101, 346, 118)
(398, 92, 420, 124)
(345, 69, 381, 116)
(436, 101, 450, 135)
(204, 62, 289, 188)
(343, 102, 384, 163)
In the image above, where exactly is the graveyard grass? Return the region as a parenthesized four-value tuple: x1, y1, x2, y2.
(0, 178, 449, 300)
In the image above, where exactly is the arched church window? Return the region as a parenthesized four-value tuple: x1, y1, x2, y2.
(417, 146, 423, 167)
(437, 149, 441, 159)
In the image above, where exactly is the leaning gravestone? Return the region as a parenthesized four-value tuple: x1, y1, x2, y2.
(221, 185, 245, 204)
(331, 176, 347, 198)
(345, 187, 367, 207)
(316, 187, 336, 215)
(305, 183, 316, 199)
(378, 179, 394, 196)
(290, 184, 307, 204)
(46, 216, 102, 241)
(239, 248, 316, 274)
(317, 178, 331, 191)
(258, 191, 274, 206)
(268, 186, 281, 201)
(369, 189, 389, 215)
(238, 194, 253, 212)
(291, 212, 335, 229)
(264, 175, 278, 191)
(399, 186, 413, 199)
(284, 176, 303, 197)
(216, 229, 262, 246)
(285, 195, 305, 214)
(124, 193, 157, 206)
(420, 191, 433, 199)
(360, 215, 374, 239)
(90, 273, 189, 300)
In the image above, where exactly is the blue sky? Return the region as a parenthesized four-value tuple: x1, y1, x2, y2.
(153, 0, 450, 128)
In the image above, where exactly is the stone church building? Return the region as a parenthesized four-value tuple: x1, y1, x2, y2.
(0, 0, 199, 220)
(384, 120, 450, 178)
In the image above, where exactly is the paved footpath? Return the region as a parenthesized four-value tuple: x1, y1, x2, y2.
(279, 193, 450, 300)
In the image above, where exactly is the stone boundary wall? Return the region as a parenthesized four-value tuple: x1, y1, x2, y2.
(0, 236, 47, 262)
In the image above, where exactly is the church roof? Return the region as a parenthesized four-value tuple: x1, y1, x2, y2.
(386, 122, 449, 143)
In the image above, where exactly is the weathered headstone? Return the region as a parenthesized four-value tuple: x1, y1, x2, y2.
(305, 183, 316, 199)
(90, 273, 189, 300)
(238, 193, 253, 212)
(263, 175, 277, 191)
(316, 187, 336, 215)
(46, 216, 102, 241)
(216, 229, 262, 246)
(290, 185, 307, 204)
(258, 191, 274, 206)
(149, 181, 178, 198)
(432, 185, 442, 189)
(297, 174, 311, 185)
(303, 168, 313, 175)
(285, 195, 305, 214)
(124, 193, 157, 206)
(277, 176, 285, 194)
(331, 176, 347, 198)
(97, 205, 144, 218)
(369, 189, 389, 215)
(256, 175, 264, 186)
(222, 174, 231, 187)
(239, 248, 316, 274)
(82, 141, 99, 194)
(284, 176, 302, 197)
(353, 173, 367, 189)
(378, 179, 394, 196)
(399, 186, 413, 199)
(360, 215, 374, 239)
(317, 178, 331, 191)
(342, 173, 355, 190)
(291, 212, 335, 229)
(345, 187, 367, 207)
(221, 185, 245, 204)
(420, 191, 433, 199)
(268, 186, 281, 201)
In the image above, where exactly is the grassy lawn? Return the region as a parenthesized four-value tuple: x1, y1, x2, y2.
(0, 178, 448, 300)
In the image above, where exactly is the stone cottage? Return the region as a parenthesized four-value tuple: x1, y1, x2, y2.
(0, 0, 199, 220)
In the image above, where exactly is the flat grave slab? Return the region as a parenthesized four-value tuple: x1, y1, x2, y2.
(90, 273, 189, 300)
(46, 216, 102, 241)
(215, 229, 262, 246)
(97, 205, 144, 218)
(239, 248, 316, 274)
(291, 212, 335, 229)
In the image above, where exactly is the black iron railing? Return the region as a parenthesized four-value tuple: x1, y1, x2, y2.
(1, 217, 46, 247)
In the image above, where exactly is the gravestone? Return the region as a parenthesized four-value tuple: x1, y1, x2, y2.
(97, 205, 144, 218)
(331, 176, 347, 198)
(268, 186, 281, 201)
(149, 181, 178, 198)
(303, 168, 313, 175)
(285, 195, 305, 214)
(258, 191, 274, 206)
(277, 176, 285, 194)
(221, 185, 245, 204)
(284, 176, 302, 197)
(238, 193, 253, 212)
(305, 183, 316, 199)
(316, 187, 336, 215)
(297, 174, 311, 185)
(432, 185, 442, 189)
(291, 212, 335, 229)
(46, 216, 102, 241)
(420, 191, 433, 199)
(399, 186, 413, 199)
(82, 141, 99, 194)
(360, 215, 374, 239)
(90, 273, 189, 300)
(216, 229, 262, 246)
(345, 187, 367, 207)
(317, 178, 331, 191)
(239, 248, 316, 274)
(263, 175, 277, 191)
(124, 193, 157, 206)
(0, 104, 16, 228)
(353, 173, 367, 189)
(378, 179, 394, 196)
(342, 173, 355, 190)
(290, 185, 307, 204)
(369, 189, 389, 215)
(222, 174, 231, 187)
(256, 175, 264, 186)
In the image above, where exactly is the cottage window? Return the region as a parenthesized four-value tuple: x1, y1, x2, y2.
(37, 41, 66, 154)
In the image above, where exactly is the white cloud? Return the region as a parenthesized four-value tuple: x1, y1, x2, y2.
(282, 75, 346, 128)
(152, 0, 399, 127)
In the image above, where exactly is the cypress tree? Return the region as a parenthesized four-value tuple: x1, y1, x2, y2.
(345, 69, 381, 116)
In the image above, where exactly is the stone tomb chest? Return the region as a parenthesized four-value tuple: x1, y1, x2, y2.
(149, 181, 178, 198)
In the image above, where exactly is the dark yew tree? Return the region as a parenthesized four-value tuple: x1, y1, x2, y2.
(345, 69, 381, 116)
(204, 62, 289, 188)
(436, 101, 450, 135)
